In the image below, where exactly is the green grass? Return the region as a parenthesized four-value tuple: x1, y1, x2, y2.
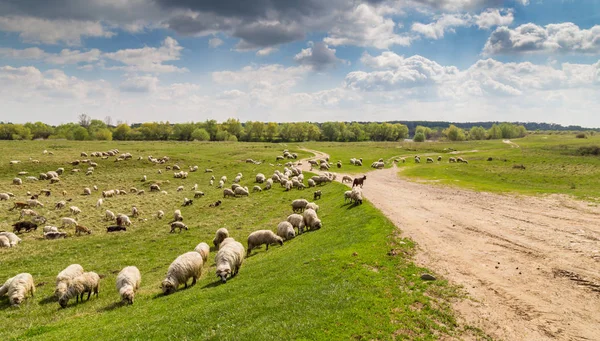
(304, 135, 600, 201)
(0, 140, 463, 340)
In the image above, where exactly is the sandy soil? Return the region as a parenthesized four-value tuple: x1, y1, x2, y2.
(300, 149, 600, 341)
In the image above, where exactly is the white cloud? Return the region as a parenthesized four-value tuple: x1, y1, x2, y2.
(45, 49, 102, 65)
(294, 42, 344, 71)
(256, 47, 278, 56)
(104, 37, 188, 73)
(208, 38, 224, 48)
(119, 76, 159, 93)
(212, 64, 308, 91)
(474, 9, 514, 30)
(411, 9, 513, 40)
(0, 16, 114, 45)
(0, 47, 46, 60)
(483, 23, 600, 55)
(324, 4, 410, 49)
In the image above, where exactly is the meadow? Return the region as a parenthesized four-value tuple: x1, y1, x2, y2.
(304, 134, 600, 201)
(0, 141, 463, 341)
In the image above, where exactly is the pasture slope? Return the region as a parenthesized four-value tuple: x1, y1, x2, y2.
(301, 146, 600, 341)
(0, 141, 467, 341)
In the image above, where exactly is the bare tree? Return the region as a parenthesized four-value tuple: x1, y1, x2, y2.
(104, 116, 113, 127)
(78, 114, 91, 128)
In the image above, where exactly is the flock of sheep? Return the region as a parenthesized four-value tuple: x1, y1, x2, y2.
(0, 148, 343, 308)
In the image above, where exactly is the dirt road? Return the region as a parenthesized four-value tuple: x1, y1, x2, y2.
(300, 149, 600, 341)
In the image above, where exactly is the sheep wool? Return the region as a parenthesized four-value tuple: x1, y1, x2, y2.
(215, 238, 245, 283)
(59, 272, 100, 308)
(286, 213, 306, 234)
(0, 276, 15, 296)
(303, 209, 322, 231)
(0, 235, 10, 248)
(194, 242, 210, 263)
(8, 273, 35, 306)
(213, 228, 229, 249)
(55, 264, 84, 298)
(247, 230, 283, 256)
(276, 221, 295, 241)
(0, 232, 21, 246)
(161, 252, 203, 295)
(116, 266, 141, 304)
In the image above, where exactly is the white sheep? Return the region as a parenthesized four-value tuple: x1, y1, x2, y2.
(0, 276, 15, 296)
(342, 175, 353, 183)
(223, 188, 235, 198)
(132, 206, 139, 217)
(0, 235, 10, 248)
(234, 186, 249, 197)
(161, 251, 204, 295)
(117, 214, 132, 226)
(70, 206, 81, 215)
(55, 264, 84, 298)
(306, 202, 319, 212)
(215, 238, 245, 283)
(255, 173, 266, 183)
(96, 198, 103, 208)
(0, 232, 21, 246)
(0, 192, 10, 201)
(194, 242, 210, 263)
(7, 273, 35, 306)
(170, 221, 188, 233)
(59, 271, 100, 308)
(291, 199, 309, 212)
(173, 209, 183, 222)
(13, 178, 22, 185)
(220, 175, 227, 183)
(105, 210, 116, 221)
(252, 185, 262, 192)
(157, 210, 164, 219)
(61, 217, 78, 228)
(247, 230, 283, 256)
(276, 221, 295, 241)
(286, 213, 306, 234)
(177, 186, 184, 192)
(303, 209, 322, 231)
(43, 226, 59, 233)
(116, 266, 141, 304)
(20, 209, 38, 219)
(213, 228, 229, 249)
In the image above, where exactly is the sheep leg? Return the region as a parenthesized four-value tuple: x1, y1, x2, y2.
(87, 291, 91, 300)
(184, 280, 188, 288)
(192, 276, 197, 286)
(266, 244, 269, 251)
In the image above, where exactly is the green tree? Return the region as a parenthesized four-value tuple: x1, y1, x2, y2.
(321, 122, 341, 141)
(172, 123, 196, 141)
(72, 126, 89, 140)
(25, 122, 54, 139)
(191, 128, 210, 141)
(265, 123, 279, 142)
(112, 124, 132, 140)
(443, 124, 466, 141)
(95, 128, 113, 141)
(415, 125, 433, 139)
(223, 118, 243, 138)
(413, 132, 425, 142)
(469, 126, 487, 140)
(488, 124, 502, 139)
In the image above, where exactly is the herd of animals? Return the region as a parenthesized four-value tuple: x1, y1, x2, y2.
(0, 148, 371, 309)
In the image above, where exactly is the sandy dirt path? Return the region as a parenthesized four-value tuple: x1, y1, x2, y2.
(299, 149, 600, 341)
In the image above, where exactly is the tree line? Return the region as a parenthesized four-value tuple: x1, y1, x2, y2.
(0, 116, 530, 142)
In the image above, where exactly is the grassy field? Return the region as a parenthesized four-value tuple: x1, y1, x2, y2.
(0, 141, 465, 340)
(304, 134, 600, 201)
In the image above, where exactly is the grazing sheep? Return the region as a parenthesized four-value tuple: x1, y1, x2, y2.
(350, 187, 363, 205)
(102, 189, 116, 198)
(70, 206, 81, 215)
(276, 221, 295, 241)
(150, 184, 161, 192)
(170, 221, 188, 233)
(58, 272, 100, 308)
(116, 266, 141, 304)
(223, 188, 235, 198)
(213, 228, 229, 248)
(61, 217, 77, 228)
(342, 175, 353, 183)
(426, 157, 434, 163)
(13, 178, 22, 185)
(173, 209, 183, 222)
(44, 231, 68, 239)
(7, 273, 35, 306)
(96, 198, 103, 208)
(291, 199, 309, 212)
(75, 225, 92, 235)
(437, 156, 442, 162)
(209, 200, 222, 207)
(132, 206, 139, 217)
(156, 210, 164, 219)
(303, 209, 322, 231)
(252, 185, 262, 192)
(313, 190, 322, 200)
(247, 230, 283, 256)
(116, 214, 132, 226)
(177, 186, 184, 192)
(20, 208, 38, 219)
(0, 276, 15, 296)
(137, 190, 145, 195)
(194, 242, 210, 263)
(32, 215, 47, 225)
(286, 214, 306, 234)
(194, 191, 205, 198)
(0, 192, 10, 201)
(306, 202, 319, 212)
(449, 157, 457, 163)
(218, 180, 224, 188)
(55, 264, 84, 298)
(13, 221, 38, 233)
(234, 186, 249, 197)
(0, 232, 21, 246)
(161, 251, 204, 295)
(231, 183, 241, 191)
(107, 226, 127, 232)
(43, 225, 59, 233)
(215, 238, 245, 283)
(27, 199, 44, 208)
(0, 235, 10, 248)
(105, 210, 116, 221)
(255, 173, 266, 183)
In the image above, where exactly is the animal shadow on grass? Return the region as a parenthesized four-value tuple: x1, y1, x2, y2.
(342, 202, 362, 210)
(98, 301, 123, 312)
(202, 280, 225, 289)
(39, 295, 58, 305)
(152, 283, 197, 300)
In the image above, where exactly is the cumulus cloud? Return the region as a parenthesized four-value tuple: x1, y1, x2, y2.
(475, 9, 514, 30)
(324, 4, 410, 49)
(0, 16, 114, 45)
(119, 76, 159, 93)
(411, 9, 513, 40)
(104, 37, 187, 73)
(483, 23, 600, 55)
(294, 42, 344, 71)
(208, 37, 224, 48)
(256, 47, 278, 56)
(213, 64, 308, 91)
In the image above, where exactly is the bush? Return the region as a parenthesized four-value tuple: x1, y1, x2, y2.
(576, 145, 600, 156)
(413, 132, 425, 142)
(575, 133, 587, 139)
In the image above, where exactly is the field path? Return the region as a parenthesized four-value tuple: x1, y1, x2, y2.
(299, 148, 600, 341)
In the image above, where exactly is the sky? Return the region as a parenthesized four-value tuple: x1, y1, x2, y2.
(0, 0, 599, 127)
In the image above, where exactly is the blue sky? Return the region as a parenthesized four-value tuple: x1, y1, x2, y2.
(0, 0, 599, 126)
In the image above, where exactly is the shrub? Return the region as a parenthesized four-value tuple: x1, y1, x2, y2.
(575, 132, 587, 139)
(576, 145, 600, 156)
(413, 132, 425, 142)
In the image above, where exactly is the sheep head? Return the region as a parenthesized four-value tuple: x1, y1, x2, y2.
(216, 265, 231, 283)
(161, 278, 177, 295)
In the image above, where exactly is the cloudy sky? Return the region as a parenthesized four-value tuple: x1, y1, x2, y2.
(0, 0, 599, 126)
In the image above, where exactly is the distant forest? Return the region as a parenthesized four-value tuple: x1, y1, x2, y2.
(0, 115, 595, 143)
